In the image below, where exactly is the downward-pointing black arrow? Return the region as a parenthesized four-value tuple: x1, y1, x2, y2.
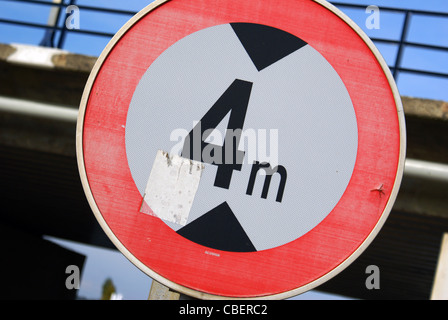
(230, 22, 308, 72)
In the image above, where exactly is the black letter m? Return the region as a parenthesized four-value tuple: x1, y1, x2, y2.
(246, 161, 287, 202)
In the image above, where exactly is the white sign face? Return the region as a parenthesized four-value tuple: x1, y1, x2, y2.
(125, 23, 358, 252)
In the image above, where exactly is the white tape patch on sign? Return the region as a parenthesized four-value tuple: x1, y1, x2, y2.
(140, 150, 205, 226)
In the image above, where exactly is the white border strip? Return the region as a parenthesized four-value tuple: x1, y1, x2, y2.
(7, 43, 67, 68)
(0, 95, 78, 122)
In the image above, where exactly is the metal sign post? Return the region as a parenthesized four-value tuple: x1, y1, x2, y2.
(431, 233, 448, 300)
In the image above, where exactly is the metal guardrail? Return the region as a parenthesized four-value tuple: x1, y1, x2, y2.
(0, 0, 136, 49)
(331, 2, 448, 80)
(0, 0, 447, 82)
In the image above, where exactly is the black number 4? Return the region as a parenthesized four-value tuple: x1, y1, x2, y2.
(181, 79, 253, 189)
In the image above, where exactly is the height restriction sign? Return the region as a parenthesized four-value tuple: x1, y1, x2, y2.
(77, 0, 406, 299)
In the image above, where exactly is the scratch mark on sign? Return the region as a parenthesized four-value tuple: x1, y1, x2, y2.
(370, 183, 385, 197)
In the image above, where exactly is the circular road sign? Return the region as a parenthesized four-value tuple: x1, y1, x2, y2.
(77, 0, 406, 299)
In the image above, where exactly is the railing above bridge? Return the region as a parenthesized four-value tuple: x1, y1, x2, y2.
(1, 0, 447, 99)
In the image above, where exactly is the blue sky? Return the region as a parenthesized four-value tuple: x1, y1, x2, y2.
(1, 0, 448, 300)
(47, 235, 353, 300)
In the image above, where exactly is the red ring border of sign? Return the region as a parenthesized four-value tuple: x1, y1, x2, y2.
(77, 0, 406, 299)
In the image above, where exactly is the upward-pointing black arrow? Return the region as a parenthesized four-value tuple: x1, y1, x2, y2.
(177, 201, 256, 252)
